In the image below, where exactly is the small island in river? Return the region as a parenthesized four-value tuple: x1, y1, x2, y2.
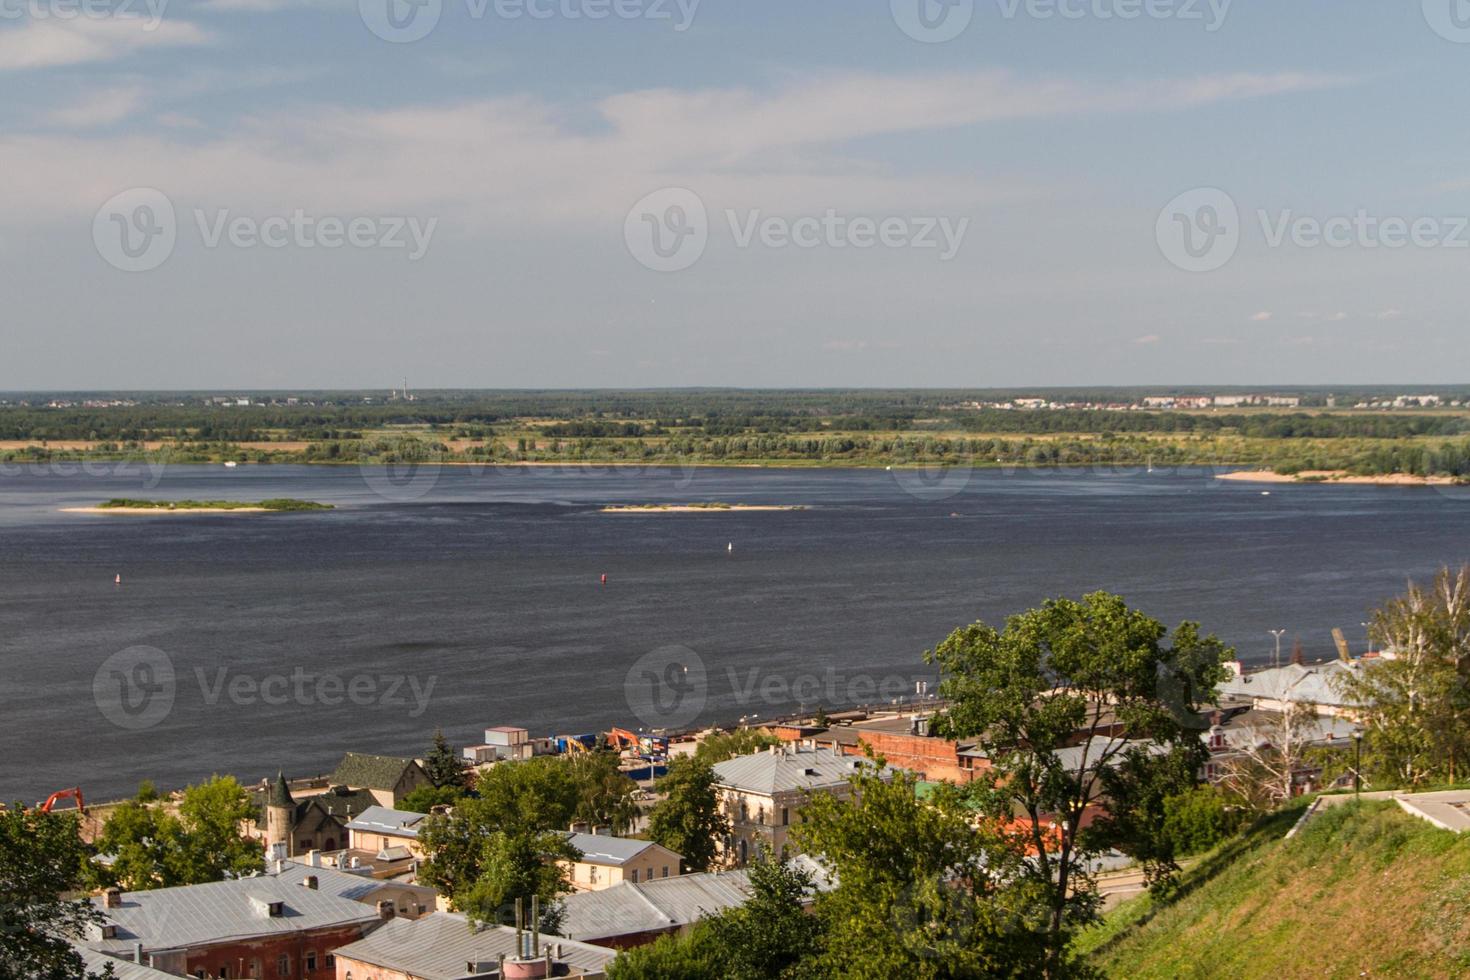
(63, 498, 335, 514)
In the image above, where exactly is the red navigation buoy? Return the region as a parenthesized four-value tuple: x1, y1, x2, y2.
(114, 574, 122, 586)
(601, 573, 607, 585)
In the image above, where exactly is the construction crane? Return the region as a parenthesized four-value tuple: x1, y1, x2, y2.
(38, 787, 85, 814)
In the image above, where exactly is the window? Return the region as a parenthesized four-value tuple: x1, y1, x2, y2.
(304, 952, 317, 973)
(629, 869, 638, 883)
(325, 957, 335, 969)
(781, 807, 789, 826)
(589, 865, 599, 884)
(661, 866, 669, 878)
(278, 953, 291, 976)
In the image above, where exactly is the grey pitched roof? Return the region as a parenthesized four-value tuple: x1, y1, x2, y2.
(712, 746, 877, 795)
(332, 912, 617, 980)
(274, 858, 419, 904)
(556, 870, 753, 942)
(76, 945, 179, 980)
(330, 752, 423, 791)
(563, 833, 673, 867)
(345, 805, 429, 840)
(1219, 661, 1367, 709)
(85, 871, 382, 956)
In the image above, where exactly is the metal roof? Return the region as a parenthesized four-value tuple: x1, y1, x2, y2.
(1219, 661, 1366, 708)
(332, 912, 618, 980)
(76, 945, 179, 979)
(564, 832, 672, 867)
(86, 870, 382, 955)
(556, 870, 754, 941)
(345, 804, 428, 839)
(712, 746, 877, 795)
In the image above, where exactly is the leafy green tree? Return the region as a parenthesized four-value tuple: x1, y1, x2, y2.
(605, 924, 725, 980)
(794, 769, 1048, 979)
(927, 592, 1228, 976)
(605, 851, 818, 980)
(96, 776, 261, 890)
(1087, 742, 1208, 889)
(1160, 786, 1232, 856)
(399, 783, 470, 814)
(1337, 565, 1470, 786)
(0, 806, 114, 979)
(419, 755, 635, 931)
(455, 828, 578, 933)
(423, 729, 468, 789)
(692, 729, 780, 766)
(566, 753, 640, 835)
(647, 758, 728, 873)
(419, 795, 575, 931)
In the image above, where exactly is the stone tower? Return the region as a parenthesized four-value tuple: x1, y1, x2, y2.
(264, 770, 295, 858)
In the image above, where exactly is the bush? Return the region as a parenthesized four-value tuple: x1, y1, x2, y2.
(1162, 786, 1231, 856)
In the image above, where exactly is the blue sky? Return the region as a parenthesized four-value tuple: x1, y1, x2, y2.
(3, 1, 1468, 389)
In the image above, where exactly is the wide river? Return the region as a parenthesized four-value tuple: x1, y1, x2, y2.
(1, 462, 1466, 803)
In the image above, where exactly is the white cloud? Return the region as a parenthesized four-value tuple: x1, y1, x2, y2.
(0, 68, 1354, 228)
(48, 87, 145, 127)
(0, 17, 208, 71)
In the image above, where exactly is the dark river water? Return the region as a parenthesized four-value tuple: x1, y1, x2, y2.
(1, 461, 1466, 803)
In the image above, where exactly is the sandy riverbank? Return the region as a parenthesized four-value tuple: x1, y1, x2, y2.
(601, 504, 807, 513)
(1217, 470, 1459, 487)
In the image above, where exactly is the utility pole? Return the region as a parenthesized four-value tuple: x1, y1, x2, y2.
(1353, 730, 1363, 803)
(1270, 629, 1287, 669)
(1361, 621, 1374, 656)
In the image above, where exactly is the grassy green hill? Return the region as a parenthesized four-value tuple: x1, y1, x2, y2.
(1078, 799, 1470, 979)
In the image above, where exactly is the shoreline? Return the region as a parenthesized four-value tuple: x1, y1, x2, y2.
(1217, 470, 1459, 487)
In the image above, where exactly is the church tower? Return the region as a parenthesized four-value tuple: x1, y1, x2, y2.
(265, 771, 295, 858)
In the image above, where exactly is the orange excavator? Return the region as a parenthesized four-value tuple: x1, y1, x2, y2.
(38, 787, 86, 814)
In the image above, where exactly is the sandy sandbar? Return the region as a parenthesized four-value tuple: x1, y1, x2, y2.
(1217, 470, 1458, 487)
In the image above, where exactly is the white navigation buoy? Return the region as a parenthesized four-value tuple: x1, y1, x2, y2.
(114, 574, 121, 585)
(727, 542, 733, 553)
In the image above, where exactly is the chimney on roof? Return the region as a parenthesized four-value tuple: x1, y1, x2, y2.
(132, 942, 145, 965)
(303, 875, 318, 891)
(377, 900, 395, 920)
(307, 850, 320, 868)
(103, 887, 123, 909)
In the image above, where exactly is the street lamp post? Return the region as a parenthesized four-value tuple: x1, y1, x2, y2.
(1361, 622, 1374, 656)
(1353, 730, 1363, 803)
(1269, 629, 1287, 669)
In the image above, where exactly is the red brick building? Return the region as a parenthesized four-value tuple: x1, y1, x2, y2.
(84, 869, 387, 978)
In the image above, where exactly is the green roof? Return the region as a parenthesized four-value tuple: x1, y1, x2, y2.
(266, 771, 294, 808)
(329, 752, 421, 791)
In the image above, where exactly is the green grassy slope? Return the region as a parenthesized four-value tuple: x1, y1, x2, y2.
(1078, 800, 1470, 979)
